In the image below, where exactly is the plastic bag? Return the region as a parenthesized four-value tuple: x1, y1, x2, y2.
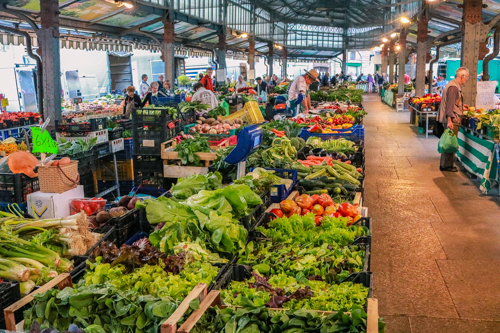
(221, 100, 229, 116)
(438, 129, 459, 154)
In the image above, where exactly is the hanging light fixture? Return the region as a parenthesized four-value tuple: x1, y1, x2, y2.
(382, 38, 388, 43)
(400, 17, 410, 24)
(240, 33, 248, 38)
(396, 45, 401, 51)
(391, 33, 397, 38)
(105, 0, 134, 8)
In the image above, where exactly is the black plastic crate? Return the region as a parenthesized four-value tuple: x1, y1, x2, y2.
(239, 189, 271, 230)
(108, 127, 124, 140)
(85, 225, 115, 256)
(179, 109, 196, 127)
(133, 155, 163, 173)
(133, 122, 180, 155)
(70, 255, 89, 284)
(133, 171, 165, 188)
(0, 281, 21, 329)
(60, 150, 97, 174)
(0, 173, 39, 204)
(94, 141, 111, 158)
(108, 209, 141, 246)
(56, 118, 106, 132)
(132, 107, 177, 125)
(116, 138, 134, 160)
(98, 180, 134, 199)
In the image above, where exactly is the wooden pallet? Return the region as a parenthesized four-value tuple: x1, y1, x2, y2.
(3, 273, 209, 333)
(160, 139, 217, 167)
(178, 290, 380, 333)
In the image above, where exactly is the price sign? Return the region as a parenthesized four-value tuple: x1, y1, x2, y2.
(1, 99, 8, 107)
(32, 127, 58, 154)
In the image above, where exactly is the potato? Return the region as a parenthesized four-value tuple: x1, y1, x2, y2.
(212, 121, 220, 125)
(205, 118, 216, 124)
(196, 120, 203, 124)
(198, 117, 206, 122)
(51, 160, 59, 166)
(59, 157, 71, 166)
(229, 120, 235, 125)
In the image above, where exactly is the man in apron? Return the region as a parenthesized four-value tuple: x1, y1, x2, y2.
(287, 69, 319, 116)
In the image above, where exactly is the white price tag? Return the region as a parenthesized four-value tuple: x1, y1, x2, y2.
(143, 140, 155, 147)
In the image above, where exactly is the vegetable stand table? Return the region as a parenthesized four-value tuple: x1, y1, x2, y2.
(411, 106, 436, 138)
(161, 139, 217, 178)
(457, 127, 499, 194)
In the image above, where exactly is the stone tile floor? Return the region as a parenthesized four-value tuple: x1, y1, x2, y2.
(363, 94, 500, 332)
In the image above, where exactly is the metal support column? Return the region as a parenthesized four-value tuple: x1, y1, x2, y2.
(461, 0, 483, 106)
(389, 41, 395, 84)
(248, 36, 255, 85)
(381, 44, 388, 76)
(416, 4, 429, 97)
(161, 16, 175, 91)
(268, 42, 274, 78)
(398, 28, 407, 95)
(483, 26, 500, 81)
(38, 0, 61, 130)
(342, 50, 347, 75)
(282, 47, 287, 79)
(216, 28, 227, 85)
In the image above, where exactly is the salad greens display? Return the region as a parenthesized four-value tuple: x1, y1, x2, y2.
(174, 137, 212, 166)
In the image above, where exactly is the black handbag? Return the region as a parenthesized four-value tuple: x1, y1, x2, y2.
(433, 121, 444, 138)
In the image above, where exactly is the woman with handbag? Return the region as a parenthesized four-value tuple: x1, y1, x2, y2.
(436, 67, 470, 172)
(122, 86, 142, 117)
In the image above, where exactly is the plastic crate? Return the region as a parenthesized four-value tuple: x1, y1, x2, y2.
(116, 118, 132, 131)
(133, 122, 180, 155)
(116, 138, 134, 160)
(0, 173, 39, 204)
(56, 129, 109, 144)
(175, 93, 186, 103)
(129, 186, 168, 198)
(84, 224, 115, 256)
(300, 125, 365, 142)
(98, 180, 134, 199)
(132, 107, 177, 125)
(0, 202, 27, 217)
(108, 127, 124, 140)
(97, 159, 134, 181)
(56, 118, 106, 132)
(94, 141, 111, 158)
(80, 172, 96, 197)
(179, 109, 196, 127)
(239, 189, 271, 230)
(0, 281, 21, 329)
(110, 209, 141, 246)
(70, 255, 88, 284)
(133, 155, 163, 173)
(184, 123, 240, 137)
(59, 150, 97, 173)
(297, 145, 365, 168)
(249, 168, 297, 203)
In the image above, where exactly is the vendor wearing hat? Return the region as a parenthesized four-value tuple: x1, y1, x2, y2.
(287, 69, 319, 116)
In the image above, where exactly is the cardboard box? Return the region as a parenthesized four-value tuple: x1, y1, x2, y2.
(27, 186, 84, 219)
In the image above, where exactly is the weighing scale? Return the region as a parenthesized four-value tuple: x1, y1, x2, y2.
(73, 97, 83, 112)
(225, 124, 263, 179)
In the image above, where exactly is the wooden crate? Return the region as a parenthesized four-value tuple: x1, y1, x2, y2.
(3, 273, 209, 333)
(178, 290, 380, 333)
(161, 139, 217, 178)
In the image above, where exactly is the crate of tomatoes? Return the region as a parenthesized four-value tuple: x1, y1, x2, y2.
(70, 197, 107, 215)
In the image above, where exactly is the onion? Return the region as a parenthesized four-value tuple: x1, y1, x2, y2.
(223, 124, 230, 129)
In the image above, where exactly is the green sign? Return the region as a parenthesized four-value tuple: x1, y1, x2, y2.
(32, 127, 58, 154)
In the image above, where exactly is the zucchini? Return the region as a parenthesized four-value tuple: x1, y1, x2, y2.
(306, 189, 328, 195)
(305, 168, 327, 180)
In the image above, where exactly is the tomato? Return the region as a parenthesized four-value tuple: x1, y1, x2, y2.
(270, 208, 283, 219)
(280, 199, 298, 215)
(315, 216, 323, 226)
(356, 168, 362, 173)
(317, 193, 333, 208)
(345, 160, 351, 165)
(338, 203, 358, 217)
(323, 206, 336, 217)
(294, 194, 313, 210)
(88, 200, 99, 212)
(287, 206, 301, 217)
(353, 214, 362, 223)
(347, 217, 354, 226)
(311, 204, 324, 216)
(302, 208, 311, 216)
(71, 200, 85, 212)
(310, 194, 319, 205)
(83, 204, 93, 215)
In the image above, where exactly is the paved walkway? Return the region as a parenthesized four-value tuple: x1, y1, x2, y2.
(363, 94, 500, 332)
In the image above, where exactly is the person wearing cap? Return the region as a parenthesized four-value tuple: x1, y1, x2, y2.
(287, 69, 319, 116)
(254, 77, 268, 103)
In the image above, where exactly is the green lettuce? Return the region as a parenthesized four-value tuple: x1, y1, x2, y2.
(139, 196, 195, 224)
(171, 172, 223, 199)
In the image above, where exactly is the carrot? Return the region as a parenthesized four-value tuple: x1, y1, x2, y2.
(307, 156, 326, 161)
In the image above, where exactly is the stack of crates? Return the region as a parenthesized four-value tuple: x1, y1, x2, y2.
(132, 107, 181, 188)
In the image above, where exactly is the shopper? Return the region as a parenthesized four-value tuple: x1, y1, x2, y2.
(198, 72, 204, 81)
(163, 80, 171, 91)
(287, 69, 319, 116)
(122, 85, 142, 116)
(157, 75, 164, 88)
(437, 67, 470, 172)
(272, 74, 279, 86)
(321, 72, 330, 87)
(226, 77, 231, 85)
(200, 67, 214, 92)
(367, 74, 374, 93)
(139, 74, 150, 98)
(142, 81, 168, 106)
(235, 75, 248, 90)
(404, 73, 410, 85)
(191, 82, 219, 111)
(254, 77, 268, 102)
(356, 73, 363, 82)
(331, 74, 338, 86)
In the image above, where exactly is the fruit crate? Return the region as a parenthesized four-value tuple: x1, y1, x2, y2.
(175, 93, 186, 103)
(116, 138, 134, 160)
(179, 109, 196, 127)
(115, 118, 132, 131)
(0, 282, 21, 329)
(94, 141, 111, 158)
(59, 150, 97, 173)
(80, 171, 96, 197)
(97, 159, 134, 181)
(300, 125, 365, 142)
(108, 127, 124, 140)
(132, 107, 177, 125)
(249, 168, 297, 203)
(0, 173, 39, 204)
(297, 145, 365, 168)
(56, 118, 106, 132)
(56, 129, 109, 144)
(109, 209, 141, 246)
(133, 171, 165, 188)
(84, 224, 115, 256)
(184, 123, 240, 137)
(134, 154, 163, 173)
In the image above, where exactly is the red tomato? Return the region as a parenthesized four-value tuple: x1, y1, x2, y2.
(310, 194, 319, 205)
(338, 202, 358, 217)
(356, 168, 362, 173)
(71, 200, 85, 212)
(302, 208, 311, 216)
(317, 193, 334, 208)
(83, 204, 93, 215)
(311, 204, 324, 216)
(270, 208, 284, 219)
(315, 216, 323, 226)
(323, 206, 336, 217)
(295, 194, 313, 210)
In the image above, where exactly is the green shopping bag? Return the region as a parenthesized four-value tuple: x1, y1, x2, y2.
(221, 100, 230, 116)
(438, 129, 459, 154)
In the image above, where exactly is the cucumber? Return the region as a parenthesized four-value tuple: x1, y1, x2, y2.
(306, 189, 328, 195)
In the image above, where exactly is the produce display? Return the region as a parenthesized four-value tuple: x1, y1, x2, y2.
(4, 88, 385, 333)
(0, 111, 41, 129)
(0, 137, 27, 156)
(409, 94, 441, 111)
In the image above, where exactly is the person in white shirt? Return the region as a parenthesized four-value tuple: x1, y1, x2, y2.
(139, 74, 150, 98)
(191, 82, 219, 111)
(288, 69, 319, 116)
(235, 75, 248, 91)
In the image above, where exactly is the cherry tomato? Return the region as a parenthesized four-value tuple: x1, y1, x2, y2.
(88, 200, 99, 212)
(315, 216, 323, 226)
(83, 204, 93, 215)
(71, 200, 85, 211)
